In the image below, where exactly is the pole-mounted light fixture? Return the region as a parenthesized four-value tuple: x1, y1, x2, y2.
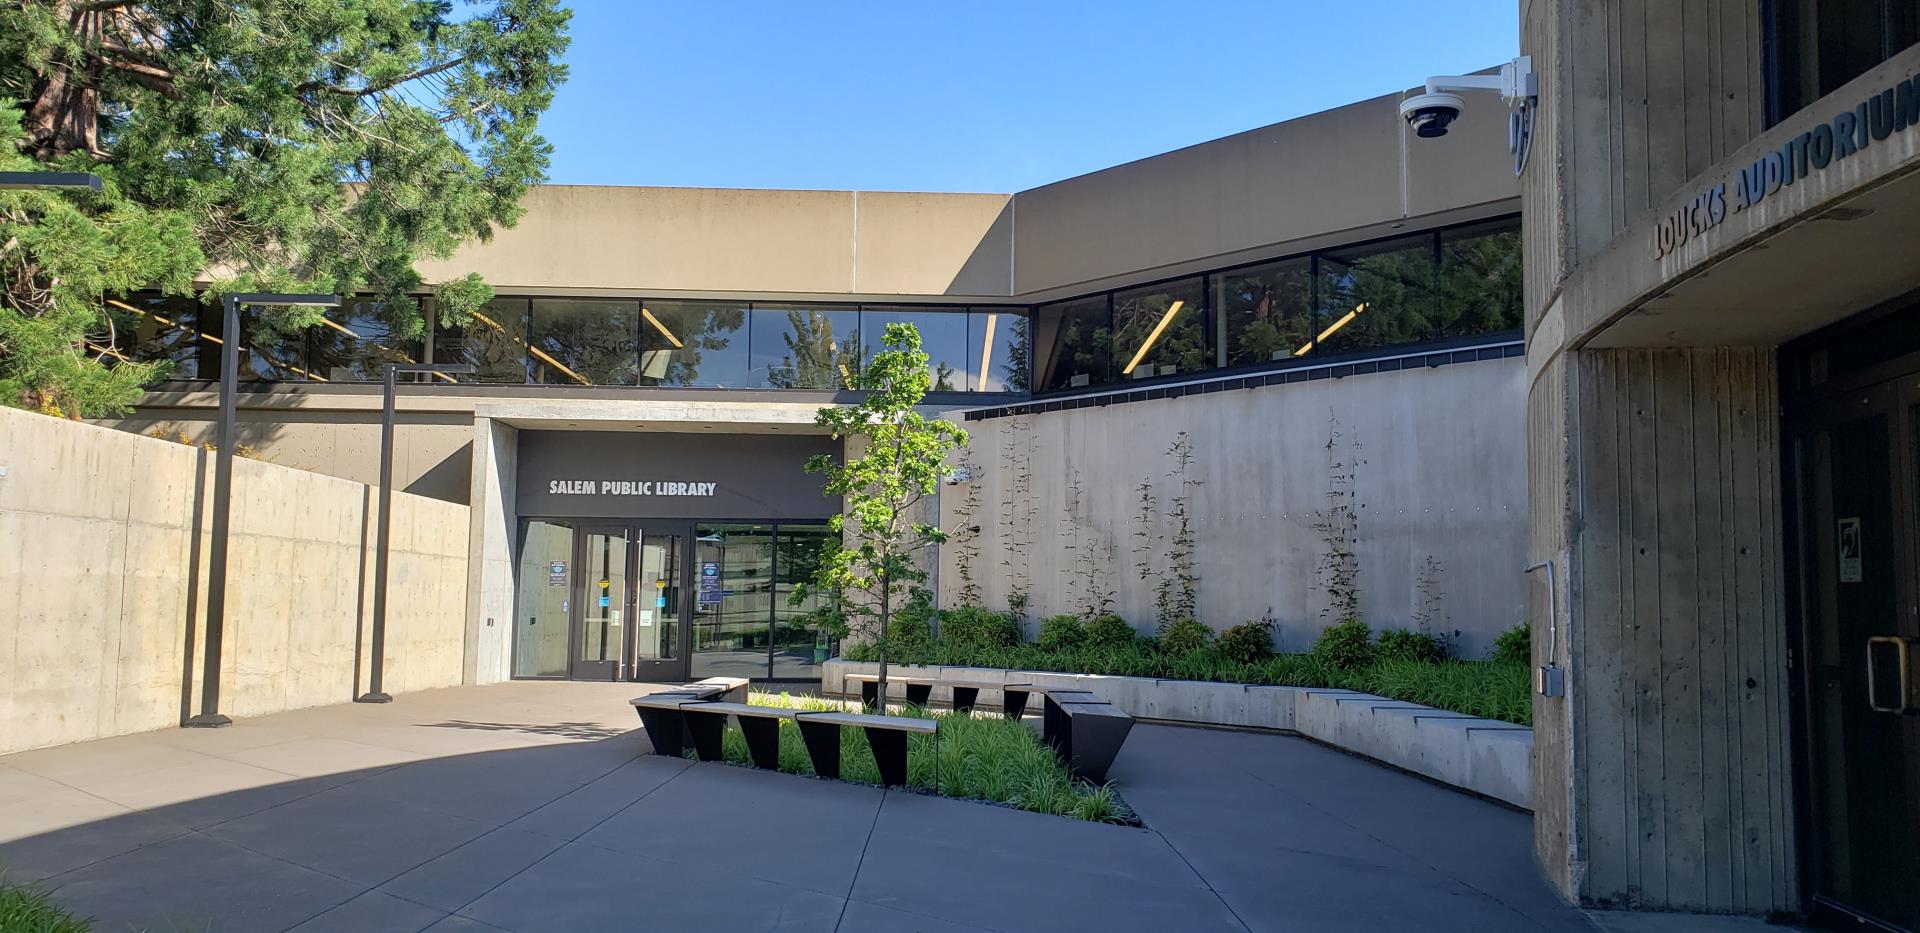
(358, 362, 473, 703)
(186, 292, 339, 728)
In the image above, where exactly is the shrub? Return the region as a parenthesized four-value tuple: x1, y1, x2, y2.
(1311, 619, 1375, 669)
(1216, 619, 1276, 663)
(940, 605, 1022, 648)
(1493, 623, 1531, 664)
(1377, 627, 1445, 663)
(1083, 613, 1137, 650)
(1037, 614, 1086, 651)
(0, 882, 89, 933)
(1158, 618, 1213, 656)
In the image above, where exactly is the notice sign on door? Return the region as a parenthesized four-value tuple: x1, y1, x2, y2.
(698, 562, 722, 604)
(1838, 517, 1863, 583)
(548, 561, 567, 586)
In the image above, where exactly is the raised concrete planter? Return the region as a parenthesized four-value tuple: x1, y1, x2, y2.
(821, 658, 1531, 810)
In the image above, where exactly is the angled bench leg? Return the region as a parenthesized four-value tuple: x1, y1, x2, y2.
(1004, 688, 1031, 721)
(1066, 716, 1134, 784)
(951, 686, 979, 714)
(737, 716, 783, 770)
(865, 727, 911, 788)
(797, 719, 842, 780)
(859, 681, 879, 711)
(905, 683, 933, 707)
(680, 708, 727, 762)
(634, 708, 684, 757)
(1042, 695, 1068, 755)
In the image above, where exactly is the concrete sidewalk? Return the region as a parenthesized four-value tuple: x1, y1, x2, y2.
(0, 681, 1611, 931)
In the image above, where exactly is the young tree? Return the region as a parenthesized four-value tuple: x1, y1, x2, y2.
(1, 0, 571, 415)
(803, 322, 968, 703)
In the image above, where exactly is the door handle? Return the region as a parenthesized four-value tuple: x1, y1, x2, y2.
(1866, 635, 1915, 713)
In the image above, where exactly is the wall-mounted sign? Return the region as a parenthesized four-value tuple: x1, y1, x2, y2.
(1838, 517, 1863, 584)
(547, 561, 567, 586)
(547, 479, 718, 497)
(1653, 73, 1920, 260)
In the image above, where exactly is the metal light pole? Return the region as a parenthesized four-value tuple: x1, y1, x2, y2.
(358, 362, 472, 703)
(0, 171, 102, 191)
(186, 292, 339, 728)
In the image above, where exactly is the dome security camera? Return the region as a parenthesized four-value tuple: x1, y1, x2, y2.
(1401, 56, 1539, 174)
(1399, 92, 1465, 138)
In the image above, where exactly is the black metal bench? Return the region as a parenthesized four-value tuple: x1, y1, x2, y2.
(843, 673, 942, 709)
(629, 690, 715, 756)
(1048, 698, 1134, 784)
(675, 701, 795, 767)
(793, 710, 937, 787)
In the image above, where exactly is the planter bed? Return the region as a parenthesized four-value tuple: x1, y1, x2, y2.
(822, 660, 1532, 810)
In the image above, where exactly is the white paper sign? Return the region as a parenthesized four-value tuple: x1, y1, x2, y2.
(1838, 517, 1863, 584)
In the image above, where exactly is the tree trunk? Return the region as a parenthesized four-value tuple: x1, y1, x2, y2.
(875, 560, 890, 710)
(23, 68, 101, 160)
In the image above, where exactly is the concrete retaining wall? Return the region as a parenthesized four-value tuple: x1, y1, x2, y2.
(0, 407, 470, 754)
(822, 658, 1531, 810)
(941, 356, 1529, 659)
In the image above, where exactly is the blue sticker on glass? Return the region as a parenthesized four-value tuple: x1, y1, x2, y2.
(598, 595, 610, 607)
(655, 596, 667, 608)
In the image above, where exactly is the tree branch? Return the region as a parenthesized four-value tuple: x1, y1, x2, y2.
(301, 56, 467, 98)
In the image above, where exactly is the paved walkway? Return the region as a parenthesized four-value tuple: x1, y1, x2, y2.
(0, 681, 1594, 932)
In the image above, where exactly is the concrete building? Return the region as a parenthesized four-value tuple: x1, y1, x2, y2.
(97, 80, 1527, 685)
(1519, 0, 1920, 927)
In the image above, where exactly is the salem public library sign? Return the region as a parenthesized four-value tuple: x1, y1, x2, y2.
(1653, 69, 1920, 260)
(516, 431, 839, 520)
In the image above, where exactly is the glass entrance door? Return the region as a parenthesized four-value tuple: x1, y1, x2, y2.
(1803, 377, 1920, 930)
(572, 526, 631, 681)
(631, 532, 685, 682)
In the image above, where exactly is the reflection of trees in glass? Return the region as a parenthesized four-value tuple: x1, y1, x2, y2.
(1217, 262, 1314, 365)
(1001, 314, 1031, 392)
(1113, 282, 1207, 377)
(769, 310, 863, 389)
(1319, 241, 1439, 352)
(1039, 297, 1113, 391)
(532, 301, 637, 385)
(645, 304, 746, 386)
(1436, 229, 1522, 337)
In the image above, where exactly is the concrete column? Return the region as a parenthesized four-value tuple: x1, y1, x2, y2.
(1529, 346, 1796, 913)
(463, 416, 518, 684)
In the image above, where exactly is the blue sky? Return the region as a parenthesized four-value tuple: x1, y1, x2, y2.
(537, 1, 1519, 193)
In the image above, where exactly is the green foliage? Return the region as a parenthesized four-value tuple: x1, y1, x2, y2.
(941, 604, 1021, 650)
(1378, 627, 1446, 663)
(1037, 613, 1085, 651)
(1158, 617, 1213, 656)
(804, 323, 969, 686)
(0, 1, 572, 415)
(0, 881, 89, 933)
(842, 640, 1530, 725)
(1493, 623, 1531, 665)
(1311, 619, 1376, 669)
(1083, 613, 1137, 650)
(1216, 619, 1276, 663)
(717, 693, 1132, 823)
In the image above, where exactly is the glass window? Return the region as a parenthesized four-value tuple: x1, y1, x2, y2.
(1771, 0, 1919, 121)
(1112, 277, 1206, 380)
(772, 524, 838, 679)
(1316, 234, 1438, 355)
(1034, 295, 1112, 392)
(751, 304, 862, 389)
(691, 523, 776, 680)
(310, 299, 424, 382)
(861, 307, 969, 392)
(514, 519, 575, 677)
(108, 293, 215, 380)
(433, 298, 529, 384)
(529, 298, 638, 386)
(638, 299, 751, 387)
(1436, 220, 1523, 340)
(235, 306, 316, 382)
(1214, 257, 1315, 366)
(968, 307, 1029, 393)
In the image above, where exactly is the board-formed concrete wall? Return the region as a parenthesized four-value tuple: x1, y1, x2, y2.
(939, 357, 1528, 658)
(0, 406, 469, 755)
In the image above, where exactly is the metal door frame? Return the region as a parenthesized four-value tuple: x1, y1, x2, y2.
(567, 522, 634, 681)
